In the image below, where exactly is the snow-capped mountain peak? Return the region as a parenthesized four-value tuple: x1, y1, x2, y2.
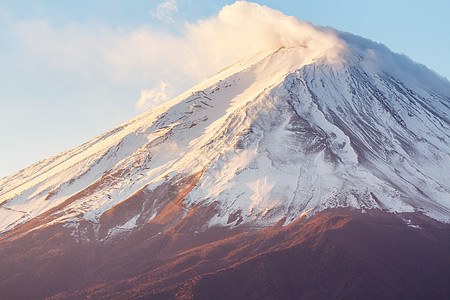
(1, 30, 449, 239)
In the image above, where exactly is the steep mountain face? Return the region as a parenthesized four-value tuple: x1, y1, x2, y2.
(1, 32, 448, 237)
(0, 25, 449, 299)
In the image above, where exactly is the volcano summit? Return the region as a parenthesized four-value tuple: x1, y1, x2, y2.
(0, 3, 449, 299)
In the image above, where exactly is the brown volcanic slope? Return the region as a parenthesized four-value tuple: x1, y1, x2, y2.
(0, 209, 449, 300)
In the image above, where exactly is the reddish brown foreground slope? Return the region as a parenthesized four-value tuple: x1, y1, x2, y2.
(0, 209, 449, 299)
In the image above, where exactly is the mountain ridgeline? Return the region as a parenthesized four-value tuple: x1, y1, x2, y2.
(0, 27, 449, 299)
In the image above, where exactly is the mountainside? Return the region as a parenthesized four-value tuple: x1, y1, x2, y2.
(1, 31, 449, 237)
(1, 23, 449, 299)
(1, 209, 449, 299)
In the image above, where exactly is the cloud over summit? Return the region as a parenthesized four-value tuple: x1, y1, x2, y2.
(8, 1, 344, 111)
(184, 1, 343, 79)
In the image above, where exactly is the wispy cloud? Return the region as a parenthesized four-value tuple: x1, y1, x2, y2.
(135, 81, 169, 111)
(6, 1, 343, 112)
(151, 0, 178, 23)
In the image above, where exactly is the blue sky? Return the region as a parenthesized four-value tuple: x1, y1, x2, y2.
(0, 0, 449, 178)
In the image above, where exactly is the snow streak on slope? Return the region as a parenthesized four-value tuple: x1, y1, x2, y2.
(190, 53, 450, 227)
(0, 30, 449, 238)
(0, 44, 333, 233)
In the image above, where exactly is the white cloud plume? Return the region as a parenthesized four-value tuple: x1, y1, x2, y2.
(151, 0, 178, 23)
(8, 1, 343, 111)
(135, 81, 169, 111)
(183, 1, 343, 78)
